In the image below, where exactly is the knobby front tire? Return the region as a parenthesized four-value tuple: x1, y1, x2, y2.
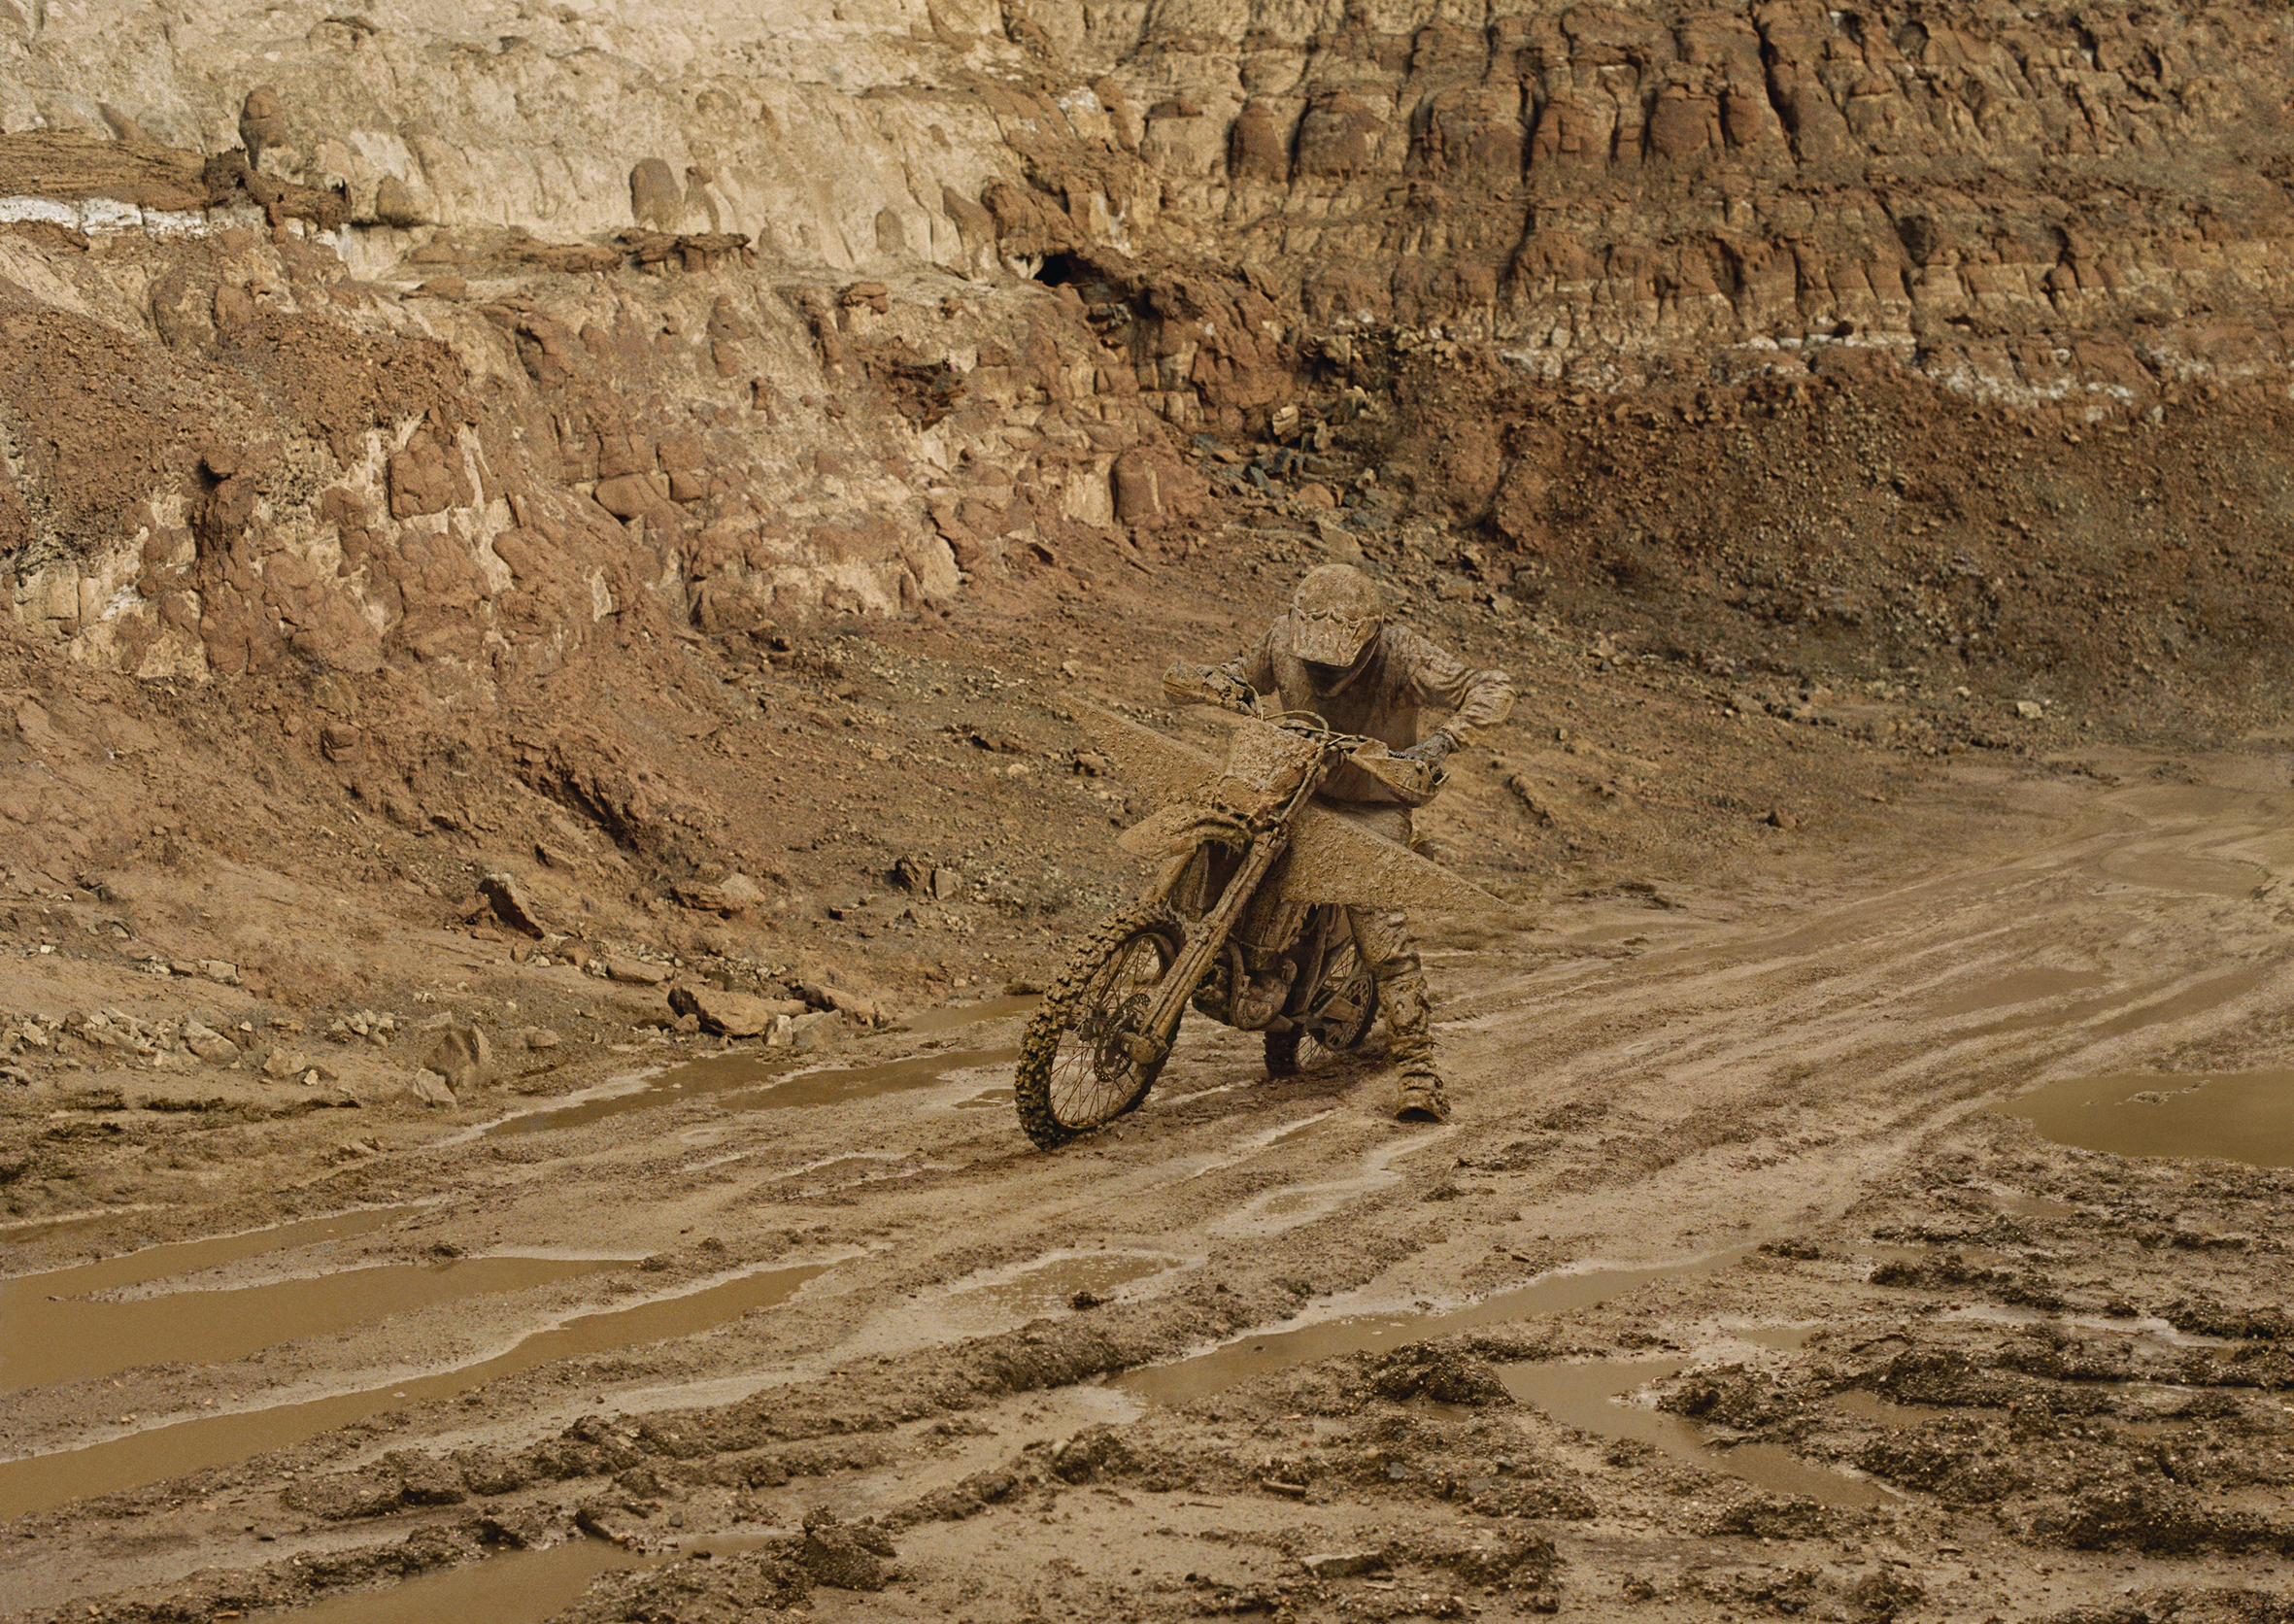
(1014, 905, 1188, 1149)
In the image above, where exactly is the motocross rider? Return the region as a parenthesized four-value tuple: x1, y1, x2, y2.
(1164, 562, 1513, 1124)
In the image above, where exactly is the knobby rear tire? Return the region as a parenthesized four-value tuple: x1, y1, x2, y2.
(1264, 928, 1377, 1077)
(1015, 904, 1188, 1149)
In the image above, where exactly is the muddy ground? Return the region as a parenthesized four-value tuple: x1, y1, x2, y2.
(7, 514, 2294, 1623)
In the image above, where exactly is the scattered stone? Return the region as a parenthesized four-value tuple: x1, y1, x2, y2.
(930, 866, 962, 900)
(480, 872, 550, 936)
(420, 1025, 493, 1091)
(2015, 699, 2045, 720)
(1302, 1550, 1387, 1579)
(1766, 808, 1800, 830)
(721, 871, 768, 906)
(262, 1048, 309, 1080)
(574, 1502, 643, 1549)
(184, 1024, 241, 1064)
(789, 1010, 843, 1052)
(411, 1069, 457, 1107)
(670, 984, 807, 1037)
(606, 956, 672, 987)
(765, 1013, 795, 1047)
(524, 1028, 561, 1051)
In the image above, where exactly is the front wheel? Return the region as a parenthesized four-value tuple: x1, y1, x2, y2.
(1015, 905, 1188, 1149)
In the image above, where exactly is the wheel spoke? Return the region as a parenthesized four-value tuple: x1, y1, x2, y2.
(1026, 924, 1180, 1137)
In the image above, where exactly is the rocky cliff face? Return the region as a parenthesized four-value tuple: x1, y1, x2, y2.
(2, 0, 2292, 902)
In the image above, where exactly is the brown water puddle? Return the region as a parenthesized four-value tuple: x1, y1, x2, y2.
(1112, 1249, 1749, 1405)
(2001, 1069, 2294, 1167)
(2091, 845, 2267, 898)
(277, 1531, 779, 1624)
(2, 1206, 421, 1298)
(1929, 967, 2108, 1019)
(0, 1204, 179, 1246)
(489, 1045, 1016, 1138)
(901, 994, 1039, 1035)
(2, 1254, 619, 1393)
(0, 1262, 831, 1521)
(1501, 1359, 1887, 1507)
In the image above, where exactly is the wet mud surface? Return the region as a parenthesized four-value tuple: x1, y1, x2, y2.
(9, 746, 2294, 1624)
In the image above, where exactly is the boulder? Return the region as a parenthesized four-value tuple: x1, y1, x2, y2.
(411, 1069, 457, 1107)
(789, 1010, 844, 1052)
(184, 1024, 241, 1064)
(669, 985, 808, 1037)
(606, 956, 673, 987)
(480, 872, 550, 936)
(420, 1025, 492, 1091)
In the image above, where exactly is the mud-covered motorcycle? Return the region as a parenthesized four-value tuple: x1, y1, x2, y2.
(1013, 685, 1493, 1149)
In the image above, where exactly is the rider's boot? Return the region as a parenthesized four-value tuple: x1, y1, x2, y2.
(1369, 935, 1450, 1123)
(1231, 948, 1298, 1030)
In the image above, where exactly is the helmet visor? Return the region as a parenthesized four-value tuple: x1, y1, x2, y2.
(1291, 610, 1376, 667)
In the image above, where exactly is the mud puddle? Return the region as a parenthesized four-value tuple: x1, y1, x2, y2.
(3, 1254, 618, 1392)
(712, 1046, 1018, 1114)
(0, 1261, 834, 1521)
(1499, 1359, 1888, 1506)
(276, 1531, 778, 1624)
(2002, 1069, 2294, 1167)
(1113, 1250, 1748, 1404)
(487, 1045, 1016, 1138)
(2091, 844, 2267, 898)
(2, 1205, 422, 1296)
(900, 993, 1038, 1035)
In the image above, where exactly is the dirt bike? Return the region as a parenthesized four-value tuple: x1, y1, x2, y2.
(1012, 681, 1492, 1149)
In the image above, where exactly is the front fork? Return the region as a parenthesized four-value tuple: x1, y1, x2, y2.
(1126, 829, 1291, 1066)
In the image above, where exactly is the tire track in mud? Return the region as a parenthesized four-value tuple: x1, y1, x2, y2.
(12, 779, 2294, 1615)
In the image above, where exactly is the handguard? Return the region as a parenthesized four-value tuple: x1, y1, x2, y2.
(1320, 740, 1438, 807)
(1161, 660, 1258, 715)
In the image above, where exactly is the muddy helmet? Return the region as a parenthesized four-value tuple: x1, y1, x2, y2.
(1288, 563, 1385, 672)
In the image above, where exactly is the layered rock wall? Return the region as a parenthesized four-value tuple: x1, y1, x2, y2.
(4, 0, 2294, 692)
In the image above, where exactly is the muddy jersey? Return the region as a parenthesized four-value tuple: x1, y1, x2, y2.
(1213, 619, 1512, 802)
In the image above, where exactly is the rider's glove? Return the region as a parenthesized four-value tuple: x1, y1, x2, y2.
(1394, 730, 1456, 770)
(1163, 661, 1259, 714)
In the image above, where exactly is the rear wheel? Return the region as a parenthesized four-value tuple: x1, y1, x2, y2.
(1015, 906, 1188, 1149)
(1264, 930, 1377, 1076)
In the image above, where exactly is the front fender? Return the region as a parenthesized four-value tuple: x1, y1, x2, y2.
(1116, 803, 1251, 859)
